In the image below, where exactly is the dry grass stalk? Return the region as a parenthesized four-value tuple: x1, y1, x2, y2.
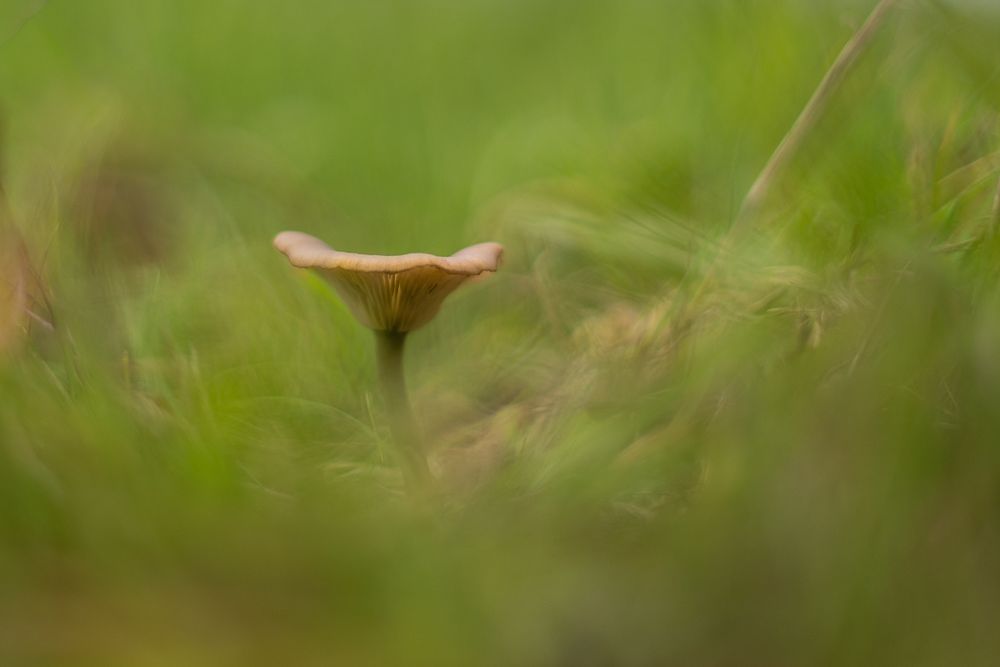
(0, 228, 29, 354)
(737, 0, 900, 226)
(991, 172, 1000, 238)
(0, 119, 54, 355)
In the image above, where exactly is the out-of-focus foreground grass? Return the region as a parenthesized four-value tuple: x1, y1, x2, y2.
(2, 0, 1000, 664)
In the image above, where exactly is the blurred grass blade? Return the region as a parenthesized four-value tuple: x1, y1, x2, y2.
(737, 0, 901, 225)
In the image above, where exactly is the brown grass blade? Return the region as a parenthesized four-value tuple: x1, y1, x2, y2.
(737, 0, 900, 226)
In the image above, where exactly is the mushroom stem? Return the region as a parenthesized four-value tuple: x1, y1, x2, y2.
(374, 330, 432, 492)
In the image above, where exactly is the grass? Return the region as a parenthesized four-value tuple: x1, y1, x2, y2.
(2, 0, 1000, 664)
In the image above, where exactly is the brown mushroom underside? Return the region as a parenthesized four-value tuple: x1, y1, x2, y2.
(274, 231, 503, 332)
(325, 266, 471, 332)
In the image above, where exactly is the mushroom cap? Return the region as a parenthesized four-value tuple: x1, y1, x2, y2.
(274, 231, 503, 332)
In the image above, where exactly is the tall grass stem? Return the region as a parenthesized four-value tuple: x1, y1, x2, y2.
(736, 0, 900, 226)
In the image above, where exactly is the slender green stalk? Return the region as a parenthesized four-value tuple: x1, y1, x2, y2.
(736, 0, 900, 226)
(374, 330, 432, 493)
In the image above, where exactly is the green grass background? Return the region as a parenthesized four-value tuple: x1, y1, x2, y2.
(2, 0, 1000, 664)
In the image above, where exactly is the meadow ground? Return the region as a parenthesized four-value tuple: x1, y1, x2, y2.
(2, 1, 1000, 664)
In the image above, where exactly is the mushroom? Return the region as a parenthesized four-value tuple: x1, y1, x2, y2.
(273, 231, 503, 492)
